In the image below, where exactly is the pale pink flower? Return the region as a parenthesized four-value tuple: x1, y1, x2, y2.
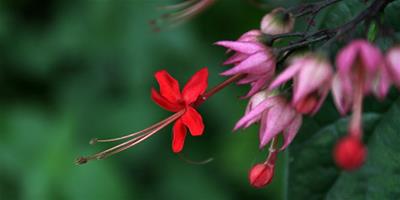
(268, 54, 333, 115)
(260, 7, 295, 35)
(386, 46, 400, 88)
(234, 93, 302, 150)
(216, 30, 276, 97)
(332, 40, 383, 115)
(372, 60, 391, 100)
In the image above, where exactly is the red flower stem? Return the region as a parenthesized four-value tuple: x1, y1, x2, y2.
(194, 74, 245, 107)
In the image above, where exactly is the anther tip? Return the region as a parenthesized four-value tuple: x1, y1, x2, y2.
(75, 157, 88, 165)
(89, 138, 98, 145)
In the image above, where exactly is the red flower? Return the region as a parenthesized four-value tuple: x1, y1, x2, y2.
(151, 68, 208, 153)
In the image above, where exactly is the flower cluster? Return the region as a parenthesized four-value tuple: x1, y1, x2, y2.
(77, 1, 400, 192)
(216, 7, 400, 188)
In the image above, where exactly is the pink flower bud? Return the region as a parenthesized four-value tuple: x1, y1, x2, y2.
(249, 163, 274, 188)
(260, 8, 295, 35)
(269, 53, 333, 115)
(333, 136, 367, 171)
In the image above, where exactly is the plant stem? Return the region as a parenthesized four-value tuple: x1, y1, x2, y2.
(292, 0, 343, 18)
(275, 0, 391, 55)
(194, 74, 244, 106)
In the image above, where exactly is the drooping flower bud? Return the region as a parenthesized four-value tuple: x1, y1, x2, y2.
(333, 40, 383, 115)
(249, 163, 274, 188)
(260, 7, 295, 35)
(333, 136, 367, 171)
(268, 53, 333, 115)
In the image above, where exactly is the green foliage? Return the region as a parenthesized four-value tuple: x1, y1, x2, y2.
(0, 0, 400, 200)
(287, 95, 400, 199)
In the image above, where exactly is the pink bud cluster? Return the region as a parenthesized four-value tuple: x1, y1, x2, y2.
(217, 10, 400, 187)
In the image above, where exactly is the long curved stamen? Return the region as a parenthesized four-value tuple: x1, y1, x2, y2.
(91, 111, 183, 144)
(76, 110, 185, 165)
(150, 0, 215, 31)
(157, 0, 197, 10)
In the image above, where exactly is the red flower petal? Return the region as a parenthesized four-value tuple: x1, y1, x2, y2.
(182, 68, 208, 104)
(172, 118, 187, 153)
(155, 70, 182, 104)
(181, 106, 204, 136)
(151, 88, 182, 112)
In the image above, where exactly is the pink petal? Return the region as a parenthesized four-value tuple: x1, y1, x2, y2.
(259, 100, 296, 148)
(293, 58, 333, 104)
(237, 74, 264, 85)
(359, 41, 382, 73)
(215, 41, 265, 54)
(223, 53, 248, 65)
(336, 42, 358, 73)
(221, 52, 275, 76)
(386, 47, 400, 87)
(310, 82, 331, 115)
(244, 78, 268, 98)
(234, 96, 281, 130)
(238, 30, 262, 42)
(332, 75, 352, 115)
(373, 63, 391, 100)
(243, 71, 274, 98)
(268, 60, 303, 90)
(280, 114, 302, 150)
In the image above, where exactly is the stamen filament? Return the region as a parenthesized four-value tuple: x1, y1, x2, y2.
(76, 110, 185, 165)
(91, 111, 183, 144)
(157, 0, 197, 10)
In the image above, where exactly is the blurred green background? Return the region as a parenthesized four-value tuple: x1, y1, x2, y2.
(0, 0, 288, 199)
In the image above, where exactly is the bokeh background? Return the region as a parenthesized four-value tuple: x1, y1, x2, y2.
(0, 0, 287, 199)
(2, 0, 400, 199)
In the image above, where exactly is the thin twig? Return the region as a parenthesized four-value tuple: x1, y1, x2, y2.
(275, 0, 391, 55)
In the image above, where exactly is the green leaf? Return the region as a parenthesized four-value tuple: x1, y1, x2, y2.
(385, 1, 400, 32)
(286, 99, 400, 199)
(367, 21, 378, 42)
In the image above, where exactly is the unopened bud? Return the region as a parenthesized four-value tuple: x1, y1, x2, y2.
(260, 8, 295, 35)
(249, 163, 274, 188)
(333, 136, 367, 171)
